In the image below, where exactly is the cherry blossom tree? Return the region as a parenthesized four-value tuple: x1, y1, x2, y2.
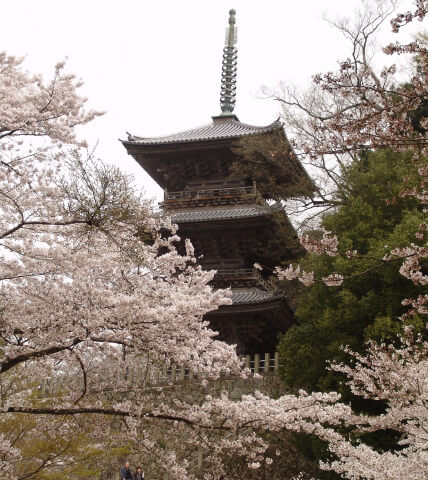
(270, 1, 428, 478)
(0, 53, 347, 480)
(321, 327, 428, 480)
(0, 52, 244, 478)
(274, 0, 427, 311)
(262, 0, 427, 229)
(1, 1, 427, 477)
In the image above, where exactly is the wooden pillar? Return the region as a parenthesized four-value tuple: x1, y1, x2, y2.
(245, 355, 251, 370)
(144, 364, 151, 384)
(197, 446, 203, 473)
(264, 353, 270, 373)
(40, 378, 47, 396)
(127, 366, 133, 386)
(274, 352, 280, 373)
(254, 354, 260, 374)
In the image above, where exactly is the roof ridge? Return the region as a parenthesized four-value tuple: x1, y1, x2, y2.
(233, 117, 282, 130)
(130, 121, 214, 142)
(124, 117, 282, 145)
(169, 205, 270, 223)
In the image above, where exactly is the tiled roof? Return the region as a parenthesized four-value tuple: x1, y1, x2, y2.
(125, 117, 282, 146)
(231, 288, 282, 305)
(169, 206, 269, 223)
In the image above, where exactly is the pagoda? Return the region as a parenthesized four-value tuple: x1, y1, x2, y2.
(122, 10, 304, 355)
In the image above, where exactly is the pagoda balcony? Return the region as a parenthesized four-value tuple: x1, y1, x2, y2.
(160, 185, 266, 210)
(205, 266, 272, 290)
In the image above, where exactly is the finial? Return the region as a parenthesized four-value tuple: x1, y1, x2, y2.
(220, 9, 238, 115)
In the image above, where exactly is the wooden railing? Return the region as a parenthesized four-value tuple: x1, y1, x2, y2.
(166, 185, 255, 200)
(160, 185, 266, 209)
(245, 352, 280, 373)
(211, 267, 272, 290)
(187, 428, 252, 476)
(38, 352, 281, 397)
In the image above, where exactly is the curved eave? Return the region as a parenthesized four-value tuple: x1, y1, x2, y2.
(209, 298, 288, 316)
(169, 206, 270, 224)
(231, 288, 284, 305)
(206, 288, 287, 315)
(121, 118, 282, 149)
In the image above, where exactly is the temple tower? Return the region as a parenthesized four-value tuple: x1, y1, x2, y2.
(122, 10, 304, 354)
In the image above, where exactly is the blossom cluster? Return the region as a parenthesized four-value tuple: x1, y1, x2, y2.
(386, 245, 428, 285)
(300, 228, 339, 256)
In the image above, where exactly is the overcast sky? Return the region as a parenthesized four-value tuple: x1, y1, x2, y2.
(1, 0, 417, 200)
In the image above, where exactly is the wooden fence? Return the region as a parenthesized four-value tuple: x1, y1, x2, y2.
(38, 352, 281, 397)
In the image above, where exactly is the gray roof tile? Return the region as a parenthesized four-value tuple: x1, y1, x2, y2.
(125, 118, 281, 146)
(231, 288, 281, 305)
(169, 206, 269, 223)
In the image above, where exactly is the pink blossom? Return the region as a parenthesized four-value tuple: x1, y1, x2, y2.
(300, 228, 339, 256)
(299, 270, 315, 286)
(322, 273, 344, 287)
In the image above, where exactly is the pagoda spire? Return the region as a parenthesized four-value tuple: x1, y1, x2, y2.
(220, 9, 238, 115)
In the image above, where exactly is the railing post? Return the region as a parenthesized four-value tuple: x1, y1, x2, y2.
(49, 377, 56, 395)
(127, 366, 133, 386)
(78, 372, 85, 393)
(274, 352, 280, 373)
(133, 366, 141, 385)
(171, 364, 177, 382)
(179, 365, 185, 381)
(144, 364, 152, 384)
(254, 354, 260, 374)
(40, 378, 47, 396)
(245, 355, 251, 370)
(264, 353, 270, 373)
(197, 446, 203, 473)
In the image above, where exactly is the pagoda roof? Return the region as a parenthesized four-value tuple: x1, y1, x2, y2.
(231, 288, 282, 305)
(169, 205, 269, 224)
(124, 116, 282, 147)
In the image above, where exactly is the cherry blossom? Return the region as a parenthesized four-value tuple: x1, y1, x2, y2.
(0, 52, 244, 477)
(300, 228, 339, 256)
(1, 1, 427, 477)
(387, 245, 428, 285)
(272, 2, 428, 477)
(322, 273, 344, 287)
(275, 265, 315, 287)
(323, 326, 428, 480)
(0, 434, 20, 480)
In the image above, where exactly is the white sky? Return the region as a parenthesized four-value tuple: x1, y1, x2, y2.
(1, 0, 418, 201)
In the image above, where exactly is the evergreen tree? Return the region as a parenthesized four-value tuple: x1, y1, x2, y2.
(278, 149, 425, 394)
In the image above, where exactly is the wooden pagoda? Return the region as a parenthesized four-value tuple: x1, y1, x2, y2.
(121, 10, 304, 354)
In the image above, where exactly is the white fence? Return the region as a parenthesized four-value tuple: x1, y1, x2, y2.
(38, 352, 281, 397)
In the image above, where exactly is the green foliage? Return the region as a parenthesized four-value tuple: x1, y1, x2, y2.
(0, 413, 113, 479)
(0, 368, 131, 480)
(231, 130, 316, 201)
(245, 209, 304, 273)
(279, 149, 426, 394)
